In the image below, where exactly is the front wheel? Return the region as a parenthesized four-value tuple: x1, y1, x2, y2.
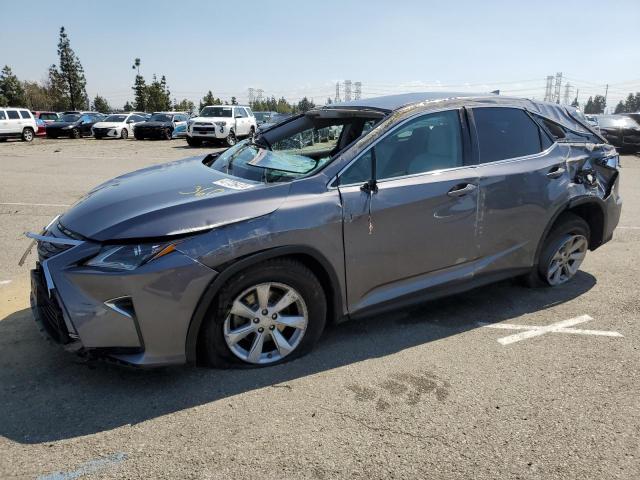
(70, 128, 81, 139)
(524, 213, 590, 287)
(22, 128, 34, 142)
(163, 128, 172, 140)
(186, 136, 202, 147)
(121, 128, 128, 140)
(202, 259, 327, 368)
(225, 130, 236, 147)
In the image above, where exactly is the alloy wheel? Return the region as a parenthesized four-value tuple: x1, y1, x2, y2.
(546, 234, 588, 285)
(223, 282, 308, 365)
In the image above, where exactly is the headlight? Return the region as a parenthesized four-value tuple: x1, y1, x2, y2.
(62, 125, 74, 129)
(215, 121, 227, 126)
(85, 241, 180, 271)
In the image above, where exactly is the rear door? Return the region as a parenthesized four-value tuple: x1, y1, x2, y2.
(234, 107, 248, 135)
(0, 110, 8, 135)
(6, 109, 21, 134)
(338, 109, 480, 313)
(468, 106, 568, 274)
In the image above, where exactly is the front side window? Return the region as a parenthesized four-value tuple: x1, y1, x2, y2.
(473, 107, 543, 163)
(7, 110, 19, 120)
(235, 108, 248, 118)
(339, 110, 463, 185)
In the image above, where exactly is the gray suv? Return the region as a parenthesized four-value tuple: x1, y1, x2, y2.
(27, 92, 622, 368)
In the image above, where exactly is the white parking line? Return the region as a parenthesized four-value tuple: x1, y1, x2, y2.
(477, 315, 623, 345)
(37, 453, 127, 480)
(0, 202, 71, 207)
(0, 280, 12, 286)
(617, 226, 640, 230)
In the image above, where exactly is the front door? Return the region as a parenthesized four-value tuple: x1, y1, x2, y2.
(338, 109, 480, 314)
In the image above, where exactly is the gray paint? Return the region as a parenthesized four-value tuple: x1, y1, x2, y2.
(28, 93, 622, 366)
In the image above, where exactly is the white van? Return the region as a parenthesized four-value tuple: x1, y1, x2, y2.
(0, 108, 38, 142)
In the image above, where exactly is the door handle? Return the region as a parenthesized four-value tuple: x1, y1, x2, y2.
(547, 166, 565, 179)
(447, 183, 477, 197)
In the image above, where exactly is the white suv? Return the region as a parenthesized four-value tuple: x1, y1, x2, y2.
(186, 105, 257, 147)
(0, 108, 38, 142)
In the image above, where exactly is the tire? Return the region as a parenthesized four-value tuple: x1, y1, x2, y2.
(163, 128, 172, 140)
(0, 138, 7, 142)
(134, 133, 144, 140)
(523, 213, 590, 287)
(121, 128, 128, 140)
(248, 126, 255, 141)
(186, 136, 202, 147)
(225, 129, 236, 147)
(22, 128, 34, 142)
(70, 128, 81, 139)
(202, 258, 327, 368)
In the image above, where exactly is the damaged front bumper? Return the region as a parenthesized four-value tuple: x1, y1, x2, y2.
(27, 229, 218, 367)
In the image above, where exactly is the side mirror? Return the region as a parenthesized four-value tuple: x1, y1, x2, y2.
(235, 115, 243, 119)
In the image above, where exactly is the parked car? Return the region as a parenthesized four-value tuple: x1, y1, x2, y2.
(35, 118, 47, 136)
(92, 113, 146, 139)
(186, 105, 257, 147)
(46, 112, 105, 139)
(619, 112, 640, 126)
(0, 107, 37, 142)
(584, 114, 600, 132)
(27, 92, 621, 369)
(133, 112, 189, 140)
(257, 112, 293, 132)
(172, 122, 187, 139)
(254, 111, 278, 125)
(595, 114, 640, 152)
(32, 111, 59, 123)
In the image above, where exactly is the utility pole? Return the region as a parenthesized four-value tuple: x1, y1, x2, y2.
(604, 84, 609, 107)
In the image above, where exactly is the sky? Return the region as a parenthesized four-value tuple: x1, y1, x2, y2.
(1, 0, 639, 111)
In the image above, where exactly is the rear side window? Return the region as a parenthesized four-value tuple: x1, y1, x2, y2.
(20, 110, 31, 119)
(7, 110, 20, 120)
(0, 111, 5, 120)
(473, 108, 542, 163)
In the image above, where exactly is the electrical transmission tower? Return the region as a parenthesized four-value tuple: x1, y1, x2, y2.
(563, 83, 571, 105)
(354, 82, 362, 100)
(544, 76, 554, 102)
(335, 82, 341, 103)
(256, 89, 264, 103)
(344, 80, 352, 102)
(553, 72, 563, 103)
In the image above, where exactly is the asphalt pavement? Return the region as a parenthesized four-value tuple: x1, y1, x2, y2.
(0, 138, 638, 479)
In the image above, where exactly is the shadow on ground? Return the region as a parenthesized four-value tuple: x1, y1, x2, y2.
(0, 272, 595, 444)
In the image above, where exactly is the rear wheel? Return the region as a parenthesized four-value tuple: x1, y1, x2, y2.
(524, 213, 590, 287)
(186, 136, 202, 147)
(121, 128, 128, 140)
(22, 128, 34, 142)
(202, 259, 327, 368)
(163, 128, 172, 140)
(70, 128, 81, 139)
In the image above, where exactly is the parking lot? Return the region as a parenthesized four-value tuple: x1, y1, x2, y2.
(0, 138, 638, 479)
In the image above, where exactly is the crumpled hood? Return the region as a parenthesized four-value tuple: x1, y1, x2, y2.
(60, 156, 290, 241)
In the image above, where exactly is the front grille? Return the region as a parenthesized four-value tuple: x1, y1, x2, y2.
(194, 127, 216, 132)
(31, 267, 71, 344)
(36, 222, 84, 262)
(195, 122, 213, 126)
(93, 128, 110, 135)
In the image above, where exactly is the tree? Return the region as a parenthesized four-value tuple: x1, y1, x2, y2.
(174, 98, 195, 113)
(92, 94, 111, 113)
(231, 96, 238, 105)
(570, 97, 579, 108)
(326, 97, 333, 105)
(48, 27, 87, 110)
(132, 74, 147, 111)
(276, 97, 292, 114)
(145, 74, 171, 111)
(199, 90, 222, 110)
(624, 92, 640, 113)
(22, 81, 55, 110)
(583, 95, 605, 114)
(614, 101, 626, 114)
(297, 96, 315, 113)
(0, 65, 26, 107)
(123, 101, 133, 112)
